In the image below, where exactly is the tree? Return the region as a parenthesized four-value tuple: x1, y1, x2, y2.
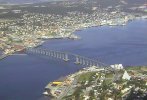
(89, 90, 95, 99)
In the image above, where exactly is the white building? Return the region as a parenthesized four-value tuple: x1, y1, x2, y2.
(122, 70, 131, 80)
(111, 64, 124, 70)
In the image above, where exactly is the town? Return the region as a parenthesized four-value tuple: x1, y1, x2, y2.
(0, 0, 147, 100)
(43, 65, 147, 100)
(1, 0, 146, 58)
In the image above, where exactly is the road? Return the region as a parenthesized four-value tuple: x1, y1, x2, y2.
(57, 75, 80, 100)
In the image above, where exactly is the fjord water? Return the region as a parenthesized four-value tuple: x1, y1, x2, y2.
(0, 20, 147, 100)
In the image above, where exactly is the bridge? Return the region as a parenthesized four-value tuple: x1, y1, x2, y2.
(26, 48, 112, 70)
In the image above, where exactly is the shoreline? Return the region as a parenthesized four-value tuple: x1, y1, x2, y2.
(43, 66, 147, 99)
(0, 54, 9, 60)
(28, 17, 147, 48)
(0, 18, 147, 61)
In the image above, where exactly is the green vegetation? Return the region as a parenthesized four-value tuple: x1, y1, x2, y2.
(105, 73, 113, 78)
(127, 78, 147, 88)
(62, 95, 73, 100)
(105, 79, 112, 85)
(125, 66, 144, 70)
(61, 66, 147, 100)
(63, 86, 84, 100)
(89, 90, 95, 100)
(113, 89, 122, 100)
(142, 71, 147, 75)
(78, 72, 96, 83)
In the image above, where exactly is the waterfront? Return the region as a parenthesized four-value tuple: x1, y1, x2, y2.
(0, 20, 147, 100)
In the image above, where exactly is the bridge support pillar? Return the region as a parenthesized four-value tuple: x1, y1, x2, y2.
(51, 52, 54, 57)
(63, 54, 69, 61)
(56, 53, 59, 58)
(75, 56, 80, 64)
(26, 49, 109, 69)
(58, 53, 62, 59)
(82, 59, 86, 65)
(86, 60, 89, 66)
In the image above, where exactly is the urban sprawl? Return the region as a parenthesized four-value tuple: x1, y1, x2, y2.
(0, 6, 144, 56)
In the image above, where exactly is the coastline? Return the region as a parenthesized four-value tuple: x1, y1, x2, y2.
(0, 54, 8, 60)
(43, 66, 147, 99)
(0, 17, 147, 100)
(0, 18, 147, 60)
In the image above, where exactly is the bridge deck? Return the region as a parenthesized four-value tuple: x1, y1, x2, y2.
(26, 48, 112, 70)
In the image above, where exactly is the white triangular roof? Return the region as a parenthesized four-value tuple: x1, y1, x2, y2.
(122, 70, 131, 80)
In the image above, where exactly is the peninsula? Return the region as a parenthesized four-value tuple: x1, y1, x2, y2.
(43, 65, 147, 100)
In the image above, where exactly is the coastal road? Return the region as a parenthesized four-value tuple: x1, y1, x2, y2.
(57, 75, 80, 100)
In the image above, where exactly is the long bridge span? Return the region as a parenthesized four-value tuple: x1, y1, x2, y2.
(26, 48, 112, 70)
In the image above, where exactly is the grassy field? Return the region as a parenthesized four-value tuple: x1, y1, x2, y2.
(105, 73, 113, 78)
(78, 72, 96, 82)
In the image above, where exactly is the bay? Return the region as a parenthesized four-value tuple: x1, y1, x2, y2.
(0, 19, 147, 100)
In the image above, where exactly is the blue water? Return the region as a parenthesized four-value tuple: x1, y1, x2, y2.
(0, 20, 147, 100)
